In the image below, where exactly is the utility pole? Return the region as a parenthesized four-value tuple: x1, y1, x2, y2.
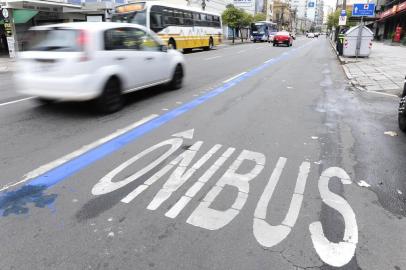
(336, 0, 346, 41)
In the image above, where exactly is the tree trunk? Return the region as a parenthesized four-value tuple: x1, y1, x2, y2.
(232, 28, 235, 44)
(240, 28, 244, 43)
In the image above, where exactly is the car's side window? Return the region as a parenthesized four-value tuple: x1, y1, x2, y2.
(140, 33, 161, 52)
(104, 28, 160, 52)
(104, 28, 143, 50)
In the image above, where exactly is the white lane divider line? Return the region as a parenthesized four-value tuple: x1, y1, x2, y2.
(237, 50, 246, 54)
(0, 97, 35, 107)
(264, 58, 273, 63)
(0, 114, 158, 192)
(223, 72, 247, 83)
(205, 56, 222, 60)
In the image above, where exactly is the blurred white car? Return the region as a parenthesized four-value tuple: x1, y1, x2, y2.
(306, 33, 315, 38)
(15, 22, 185, 113)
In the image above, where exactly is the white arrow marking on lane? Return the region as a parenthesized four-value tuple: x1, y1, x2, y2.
(1, 114, 158, 192)
(172, 129, 195, 139)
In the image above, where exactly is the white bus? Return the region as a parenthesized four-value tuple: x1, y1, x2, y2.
(112, 1, 223, 51)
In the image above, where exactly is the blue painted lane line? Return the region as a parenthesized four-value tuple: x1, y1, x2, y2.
(11, 42, 313, 191)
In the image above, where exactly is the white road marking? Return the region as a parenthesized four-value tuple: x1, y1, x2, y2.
(0, 96, 35, 107)
(223, 72, 247, 83)
(357, 180, 371, 187)
(162, 108, 169, 111)
(92, 137, 183, 196)
(205, 56, 222, 60)
(0, 114, 158, 192)
(172, 129, 194, 139)
(264, 58, 273, 63)
(237, 50, 246, 54)
(253, 160, 311, 247)
(187, 150, 265, 230)
(176, 101, 183, 104)
(309, 167, 358, 267)
(146, 141, 208, 210)
(165, 145, 230, 218)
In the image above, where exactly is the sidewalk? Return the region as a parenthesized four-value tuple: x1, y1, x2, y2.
(332, 41, 406, 96)
(0, 56, 16, 73)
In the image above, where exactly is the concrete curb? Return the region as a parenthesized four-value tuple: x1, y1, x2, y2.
(327, 38, 400, 98)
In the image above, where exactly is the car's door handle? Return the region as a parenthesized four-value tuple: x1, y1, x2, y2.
(144, 57, 154, 61)
(115, 57, 126, 61)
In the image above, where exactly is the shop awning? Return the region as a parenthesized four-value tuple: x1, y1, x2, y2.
(0, 9, 38, 24)
(378, 1, 406, 21)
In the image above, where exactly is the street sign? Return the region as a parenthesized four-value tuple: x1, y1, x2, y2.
(352, 3, 375, 17)
(341, 10, 347, 16)
(339, 15, 347, 26)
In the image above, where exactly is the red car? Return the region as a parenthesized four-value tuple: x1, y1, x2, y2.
(273, 31, 293, 47)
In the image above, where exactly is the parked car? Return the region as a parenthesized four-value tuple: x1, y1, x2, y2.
(273, 31, 293, 47)
(15, 22, 185, 113)
(314, 32, 320, 37)
(398, 76, 406, 131)
(306, 33, 315, 38)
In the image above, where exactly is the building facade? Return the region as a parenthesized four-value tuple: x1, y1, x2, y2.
(375, 0, 406, 41)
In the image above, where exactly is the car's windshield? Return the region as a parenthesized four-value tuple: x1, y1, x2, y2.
(112, 11, 147, 26)
(26, 29, 82, 52)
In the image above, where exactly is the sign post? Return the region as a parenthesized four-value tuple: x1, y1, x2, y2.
(1, 8, 18, 58)
(352, 3, 375, 58)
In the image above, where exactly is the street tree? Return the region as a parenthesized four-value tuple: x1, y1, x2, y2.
(222, 5, 253, 43)
(222, 5, 243, 43)
(253, 12, 266, 22)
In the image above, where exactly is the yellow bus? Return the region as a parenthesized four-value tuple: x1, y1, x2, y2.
(112, 1, 223, 52)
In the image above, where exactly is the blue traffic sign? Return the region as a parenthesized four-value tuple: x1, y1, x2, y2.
(352, 3, 375, 17)
(341, 10, 347, 16)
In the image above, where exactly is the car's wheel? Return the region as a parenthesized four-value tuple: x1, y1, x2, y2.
(273, 43, 275, 47)
(168, 39, 177, 50)
(168, 64, 184, 90)
(96, 77, 123, 114)
(183, 48, 192, 53)
(253, 40, 257, 43)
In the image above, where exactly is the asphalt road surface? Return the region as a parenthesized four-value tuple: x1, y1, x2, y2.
(0, 37, 405, 270)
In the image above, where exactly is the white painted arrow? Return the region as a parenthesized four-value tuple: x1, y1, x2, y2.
(172, 129, 195, 139)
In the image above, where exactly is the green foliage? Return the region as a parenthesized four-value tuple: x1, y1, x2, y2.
(221, 4, 254, 28)
(221, 5, 244, 29)
(327, 8, 356, 29)
(222, 4, 254, 43)
(253, 12, 266, 22)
